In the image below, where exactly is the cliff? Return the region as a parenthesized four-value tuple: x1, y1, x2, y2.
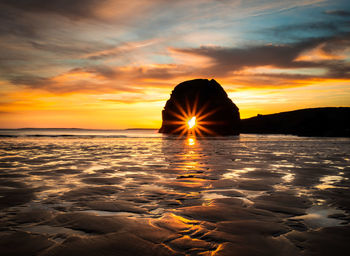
(240, 107, 350, 137)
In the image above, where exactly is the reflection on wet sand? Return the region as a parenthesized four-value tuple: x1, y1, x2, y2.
(0, 135, 350, 255)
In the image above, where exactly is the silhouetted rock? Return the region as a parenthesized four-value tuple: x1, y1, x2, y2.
(159, 79, 240, 136)
(240, 107, 350, 137)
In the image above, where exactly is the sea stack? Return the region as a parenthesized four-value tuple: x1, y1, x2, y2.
(159, 79, 240, 136)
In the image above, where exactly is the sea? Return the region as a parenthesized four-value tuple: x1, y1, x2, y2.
(0, 128, 350, 255)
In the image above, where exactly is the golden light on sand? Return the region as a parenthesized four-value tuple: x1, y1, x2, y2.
(187, 116, 196, 129)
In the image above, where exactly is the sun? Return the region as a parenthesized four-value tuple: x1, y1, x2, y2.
(166, 96, 219, 136)
(187, 116, 196, 129)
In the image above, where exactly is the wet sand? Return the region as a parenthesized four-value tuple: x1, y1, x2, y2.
(0, 134, 350, 255)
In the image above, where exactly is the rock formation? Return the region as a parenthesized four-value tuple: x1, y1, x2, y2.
(159, 79, 240, 136)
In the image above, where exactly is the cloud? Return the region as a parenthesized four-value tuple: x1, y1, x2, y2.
(99, 94, 164, 104)
(1, 0, 349, 96)
(84, 39, 159, 60)
(265, 21, 344, 37)
(4, 30, 350, 95)
(29, 41, 98, 56)
(10, 75, 51, 88)
(7, 31, 350, 94)
(0, 0, 171, 23)
(76, 64, 192, 82)
(324, 10, 350, 17)
(0, 8, 39, 38)
(171, 33, 350, 79)
(0, 0, 108, 20)
(8, 69, 140, 94)
(0, 0, 169, 86)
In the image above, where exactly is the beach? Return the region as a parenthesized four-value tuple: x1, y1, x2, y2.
(1, 130, 350, 255)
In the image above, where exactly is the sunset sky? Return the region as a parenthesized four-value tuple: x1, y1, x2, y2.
(0, 0, 349, 129)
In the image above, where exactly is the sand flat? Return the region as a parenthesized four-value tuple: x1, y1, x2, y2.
(0, 134, 350, 255)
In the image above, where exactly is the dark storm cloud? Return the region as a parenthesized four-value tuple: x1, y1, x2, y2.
(173, 33, 350, 78)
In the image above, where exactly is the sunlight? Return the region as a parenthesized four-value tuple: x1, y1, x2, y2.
(187, 137, 195, 146)
(187, 116, 196, 129)
(165, 96, 219, 136)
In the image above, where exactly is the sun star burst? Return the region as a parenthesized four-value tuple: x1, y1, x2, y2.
(187, 116, 196, 129)
(166, 97, 219, 136)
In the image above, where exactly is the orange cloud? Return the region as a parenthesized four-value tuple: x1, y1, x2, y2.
(295, 43, 347, 61)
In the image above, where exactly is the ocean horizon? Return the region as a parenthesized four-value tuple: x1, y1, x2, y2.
(0, 128, 160, 138)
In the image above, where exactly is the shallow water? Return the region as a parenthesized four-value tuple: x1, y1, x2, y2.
(1, 133, 350, 255)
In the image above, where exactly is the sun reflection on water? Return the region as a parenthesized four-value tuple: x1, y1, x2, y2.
(187, 137, 195, 146)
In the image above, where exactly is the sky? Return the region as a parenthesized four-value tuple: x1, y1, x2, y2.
(0, 0, 349, 129)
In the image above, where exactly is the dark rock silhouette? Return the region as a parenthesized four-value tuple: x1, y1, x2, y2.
(240, 107, 350, 137)
(159, 79, 240, 136)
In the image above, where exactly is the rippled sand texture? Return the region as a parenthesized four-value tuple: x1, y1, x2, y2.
(1, 135, 350, 256)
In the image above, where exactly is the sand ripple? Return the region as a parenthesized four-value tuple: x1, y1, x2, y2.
(0, 135, 350, 255)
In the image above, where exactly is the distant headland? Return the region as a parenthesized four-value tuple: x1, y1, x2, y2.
(241, 107, 350, 137)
